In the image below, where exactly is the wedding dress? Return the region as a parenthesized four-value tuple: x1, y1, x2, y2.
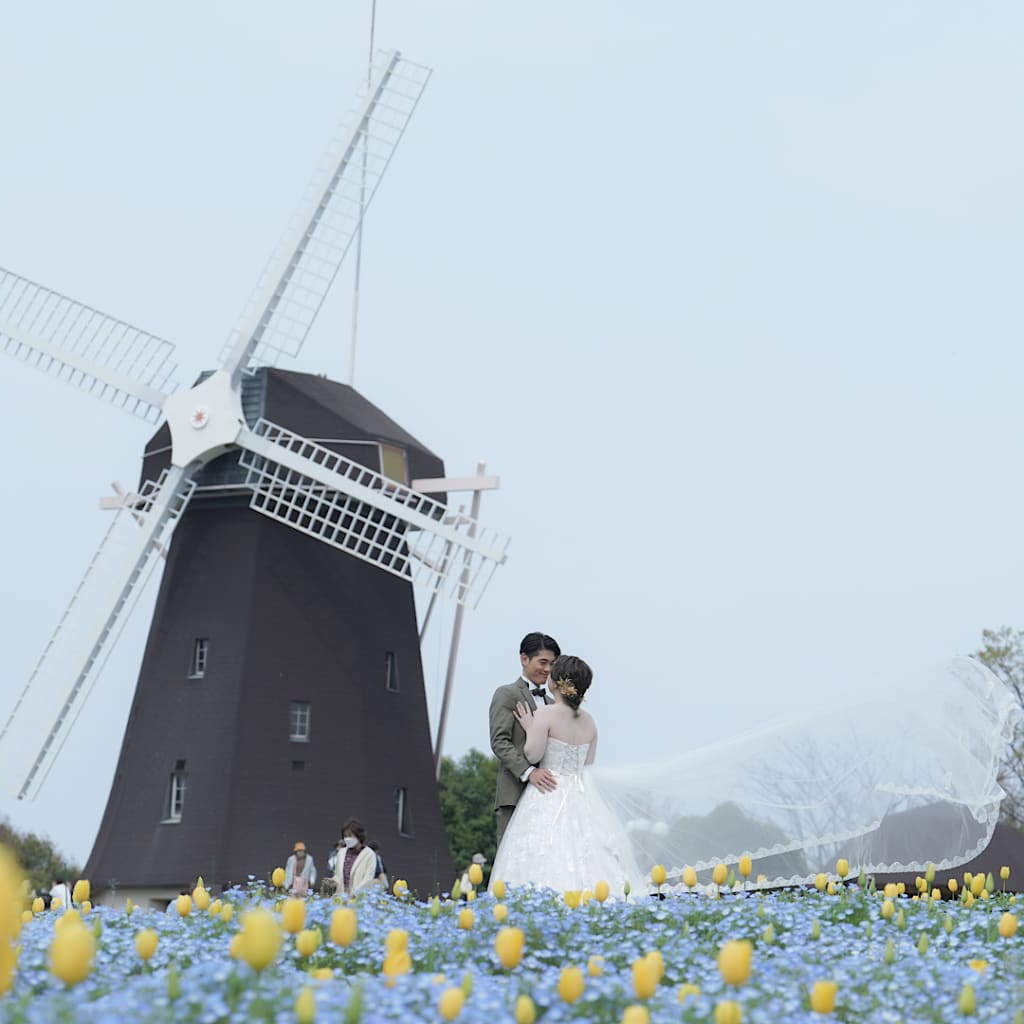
(489, 736, 647, 896)
(491, 657, 1021, 892)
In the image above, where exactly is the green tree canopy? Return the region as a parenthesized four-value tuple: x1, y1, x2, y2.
(974, 626, 1024, 829)
(438, 748, 498, 884)
(0, 819, 80, 895)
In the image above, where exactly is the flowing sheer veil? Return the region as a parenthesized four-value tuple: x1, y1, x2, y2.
(589, 657, 1020, 886)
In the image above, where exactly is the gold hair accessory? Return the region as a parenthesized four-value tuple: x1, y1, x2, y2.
(556, 678, 578, 698)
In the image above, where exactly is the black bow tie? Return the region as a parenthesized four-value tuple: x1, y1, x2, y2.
(530, 688, 547, 700)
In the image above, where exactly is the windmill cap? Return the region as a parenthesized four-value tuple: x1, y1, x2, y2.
(472, 853, 486, 865)
(293, 842, 306, 853)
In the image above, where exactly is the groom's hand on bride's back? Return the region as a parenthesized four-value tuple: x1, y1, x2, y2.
(528, 767, 557, 792)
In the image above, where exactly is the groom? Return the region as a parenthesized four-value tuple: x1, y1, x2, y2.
(489, 631, 561, 847)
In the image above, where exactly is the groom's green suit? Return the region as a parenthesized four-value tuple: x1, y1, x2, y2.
(489, 676, 548, 848)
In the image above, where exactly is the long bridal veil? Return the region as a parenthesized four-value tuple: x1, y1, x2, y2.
(590, 657, 1021, 886)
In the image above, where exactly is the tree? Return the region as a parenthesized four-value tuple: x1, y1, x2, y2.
(0, 819, 80, 895)
(438, 748, 499, 883)
(973, 626, 1024, 829)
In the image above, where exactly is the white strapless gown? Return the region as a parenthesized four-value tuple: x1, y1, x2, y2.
(489, 737, 647, 896)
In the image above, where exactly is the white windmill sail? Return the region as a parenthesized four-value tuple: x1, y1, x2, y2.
(238, 420, 509, 608)
(221, 51, 431, 376)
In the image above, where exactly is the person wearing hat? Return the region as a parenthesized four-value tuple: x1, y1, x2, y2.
(284, 841, 317, 896)
(459, 852, 487, 896)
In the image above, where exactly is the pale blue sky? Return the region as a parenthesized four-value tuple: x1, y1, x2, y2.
(1, 2, 1022, 862)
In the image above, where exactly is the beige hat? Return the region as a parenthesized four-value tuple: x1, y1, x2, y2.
(471, 852, 486, 865)
(293, 841, 306, 853)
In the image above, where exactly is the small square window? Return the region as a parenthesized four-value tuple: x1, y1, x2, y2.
(396, 786, 414, 837)
(290, 701, 311, 742)
(385, 651, 399, 693)
(380, 444, 408, 485)
(189, 638, 209, 679)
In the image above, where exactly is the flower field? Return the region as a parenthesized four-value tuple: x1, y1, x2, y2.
(2, 851, 1024, 1022)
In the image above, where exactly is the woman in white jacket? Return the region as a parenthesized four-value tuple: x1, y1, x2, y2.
(331, 817, 378, 896)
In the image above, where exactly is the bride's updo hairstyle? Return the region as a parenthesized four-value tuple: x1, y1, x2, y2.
(550, 655, 593, 716)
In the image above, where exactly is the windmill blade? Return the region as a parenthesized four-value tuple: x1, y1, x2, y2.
(0, 267, 180, 422)
(0, 467, 195, 801)
(237, 420, 509, 608)
(220, 50, 431, 377)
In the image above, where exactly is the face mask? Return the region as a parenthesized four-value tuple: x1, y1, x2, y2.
(343, 836, 358, 848)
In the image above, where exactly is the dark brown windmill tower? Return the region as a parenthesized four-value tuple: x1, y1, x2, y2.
(0, 53, 508, 906)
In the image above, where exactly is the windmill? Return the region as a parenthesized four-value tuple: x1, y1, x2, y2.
(0, 51, 509, 905)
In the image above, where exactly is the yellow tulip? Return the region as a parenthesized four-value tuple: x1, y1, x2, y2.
(295, 986, 316, 1024)
(514, 995, 536, 1024)
(632, 956, 659, 999)
(948, 878, 959, 894)
(959, 983, 976, 1015)
(296, 929, 319, 957)
(330, 907, 357, 946)
(563, 890, 582, 909)
(1001, 865, 1011, 881)
(468, 863, 484, 887)
(712, 863, 728, 886)
(491, 879, 506, 900)
(558, 966, 585, 1004)
(229, 933, 242, 959)
(826, 882, 837, 896)
(49, 920, 95, 986)
(209, 899, 222, 917)
(880, 900, 895, 920)
(72, 879, 90, 904)
(238, 908, 282, 971)
(135, 929, 159, 961)
(495, 927, 524, 969)
(458, 908, 474, 930)
(738, 856, 752, 878)
(651, 864, 666, 886)
(595, 880, 610, 902)
(439, 987, 465, 1020)
(714, 1000, 743, 1024)
(220, 903, 234, 923)
(678, 983, 701, 1003)
(883, 882, 898, 899)
(31, 896, 44, 914)
(970, 874, 984, 897)
(588, 955, 604, 977)
(393, 879, 409, 897)
(814, 873, 827, 892)
(999, 912, 1018, 938)
(810, 980, 838, 1013)
(809, 919, 821, 940)
(281, 898, 306, 934)
(836, 858, 849, 877)
(717, 940, 753, 986)
(622, 1006, 650, 1024)
(968, 959, 987, 973)
(312, 967, 333, 980)
(271, 867, 285, 888)
(51, 898, 63, 911)
(386, 928, 408, 954)
(493, 903, 508, 923)
(683, 866, 698, 888)
(192, 884, 210, 912)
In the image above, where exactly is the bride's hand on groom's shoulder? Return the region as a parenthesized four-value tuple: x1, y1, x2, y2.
(513, 702, 535, 728)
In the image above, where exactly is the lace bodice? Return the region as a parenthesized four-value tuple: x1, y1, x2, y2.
(539, 736, 591, 776)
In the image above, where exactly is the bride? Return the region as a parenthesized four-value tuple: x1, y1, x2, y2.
(490, 652, 1020, 894)
(489, 655, 647, 896)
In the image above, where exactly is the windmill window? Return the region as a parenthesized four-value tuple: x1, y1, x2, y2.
(189, 638, 209, 679)
(379, 444, 408, 485)
(289, 701, 311, 742)
(385, 651, 399, 692)
(164, 765, 187, 823)
(396, 786, 414, 837)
